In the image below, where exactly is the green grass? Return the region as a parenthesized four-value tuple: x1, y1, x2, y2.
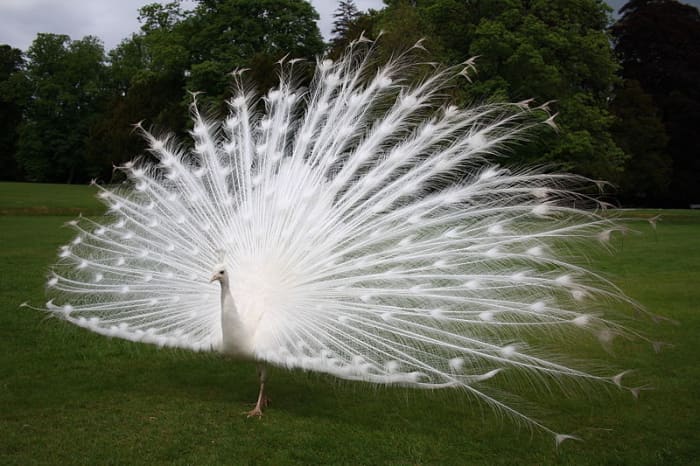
(0, 182, 102, 215)
(1, 182, 699, 465)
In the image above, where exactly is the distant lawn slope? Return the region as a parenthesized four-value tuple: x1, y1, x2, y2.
(1, 183, 699, 465)
(0, 182, 103, 215)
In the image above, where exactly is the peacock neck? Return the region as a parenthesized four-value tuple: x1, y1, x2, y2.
(218, 278, 252, 357)
(219, 278, 238, 324)
(219, 279, 233, 309)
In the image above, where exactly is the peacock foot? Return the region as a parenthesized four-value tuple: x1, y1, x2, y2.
(246, 406, 264, 418)
(245, 396, 270, 418)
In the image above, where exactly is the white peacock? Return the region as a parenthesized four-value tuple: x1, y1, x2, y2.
(35, 41, 666, 445)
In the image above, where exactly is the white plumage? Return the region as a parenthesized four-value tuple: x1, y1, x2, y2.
(41, 42, 657, 444)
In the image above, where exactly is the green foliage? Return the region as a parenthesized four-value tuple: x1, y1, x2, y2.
(330, 0, 361, 52)
(86, 31, 189, 181)
(469, 1, 623, 178)
(138, 1, 189, 33)
(340, 0, 625, 180)
(327, 7, 381, 60)
(2, 0, 693, 207)
(85, 73, 187, 181)
(136, 1, 191, 80)
(184, 0, 324, 105)
(610, 79, 671, 205)
(1, 182, 699, 463)
(85, 0, 325, 180)
(0, 45, 25, 181)
(14, 34, 107, 183)
(376, 2, 437, 55)
(612, 0, 700, 206)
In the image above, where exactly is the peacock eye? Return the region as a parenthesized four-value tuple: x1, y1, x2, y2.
(220, 270, 225, 274)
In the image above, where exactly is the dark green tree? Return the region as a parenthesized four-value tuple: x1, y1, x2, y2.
(86, 35, 189, 180)
(612, 0, 700, 206)
(0, 45, 25, 180)
(86, 0, 326, 180)
(185, 0, 324, 106)
(138, 0, 189, 33)
(610, 79, 671, 204)
(85, 1, 193, 181)
(15, 34, 107, 182)
(136, 2, 191, 80)
(330, 1, 361, 49)
(327, 6, 382, 59)
(367, 1, 624, 180)
(465, 1, 624, 180)
(376, 1, 436, 54)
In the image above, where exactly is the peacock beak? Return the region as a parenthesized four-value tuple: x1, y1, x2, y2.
(210, 274, 218, 283)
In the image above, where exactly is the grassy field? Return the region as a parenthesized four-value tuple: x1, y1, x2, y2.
(0, 182, 102, 215)
(1, 182, 699, 465)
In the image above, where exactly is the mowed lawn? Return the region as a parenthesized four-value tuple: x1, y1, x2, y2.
(1, 182, 699, 465)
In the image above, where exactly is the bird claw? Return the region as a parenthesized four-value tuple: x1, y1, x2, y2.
(246, 407, 264, 418)
(245, 396, 270, 418)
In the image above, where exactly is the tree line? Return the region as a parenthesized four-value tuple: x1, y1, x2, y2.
(0, 0, 697, 207)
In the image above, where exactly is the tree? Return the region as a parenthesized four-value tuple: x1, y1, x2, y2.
(470, 1, 625, 180)
(371, 0, 625, 181)
(86, 37, 189, 180)
(0, 45, 25, 180)
(86, 0, 326, 180)
(184, 0, 325, 106)
(327, 6, 382, 60)
(376, 1, 436, 55)
(610, 79, 671, 204)
(15, 34, 108, 183)
(330, 1, 360, 49)
(136, 2, 192, 80)
(138, 1, 189, 33)
(85, 5, 193, 181)
(612, 0, 700, 206)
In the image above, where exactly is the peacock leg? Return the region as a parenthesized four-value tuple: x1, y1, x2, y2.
(246, 365, 269, 417)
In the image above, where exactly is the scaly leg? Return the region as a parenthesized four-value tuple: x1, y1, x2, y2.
(246, 365, 270, 418)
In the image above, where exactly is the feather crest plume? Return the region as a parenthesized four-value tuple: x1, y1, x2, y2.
(39, 41, 660, 443)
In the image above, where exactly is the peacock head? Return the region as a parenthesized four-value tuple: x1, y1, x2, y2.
(210, 264, 228, 285)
